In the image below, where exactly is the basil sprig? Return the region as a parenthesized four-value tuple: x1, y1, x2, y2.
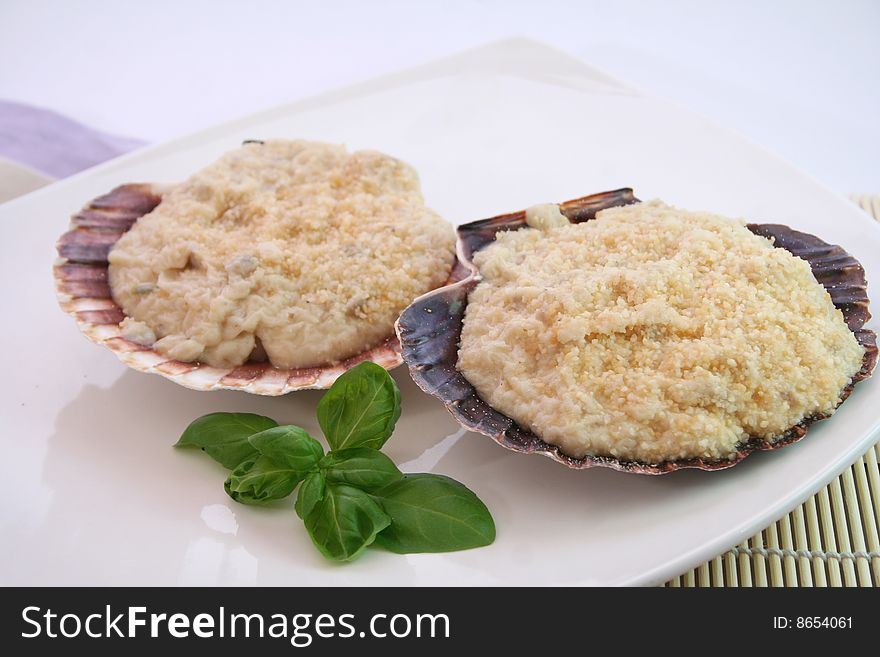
(175, 361, 495, 561)
(373, 474, 496, 553)
(224, 426, 323, 504)
(317, 361, 401, 451)
(176, 412, 277, 469)
(320, 448, 402, 492)
(305, 484, 391, 562)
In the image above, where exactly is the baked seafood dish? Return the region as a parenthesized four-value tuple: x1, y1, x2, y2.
(55, 140, 455, 394)
(396, 189, 877, 473)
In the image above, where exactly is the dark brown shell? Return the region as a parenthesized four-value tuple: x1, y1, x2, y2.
(395, 189, 878, 474)
(54, 184, 405, 394)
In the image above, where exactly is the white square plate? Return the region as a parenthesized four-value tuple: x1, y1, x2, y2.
(2, 39, 878, 586)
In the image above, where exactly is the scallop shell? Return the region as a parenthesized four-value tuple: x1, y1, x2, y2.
(54, 184, 406, 394)
(395, 188, 878, 474)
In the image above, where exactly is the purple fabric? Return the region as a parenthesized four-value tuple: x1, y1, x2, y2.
(0, 99, 145, 178)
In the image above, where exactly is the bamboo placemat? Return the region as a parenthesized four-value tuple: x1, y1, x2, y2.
(666, 194, 880, 587)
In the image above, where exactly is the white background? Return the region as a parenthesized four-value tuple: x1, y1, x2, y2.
(1, 0, 878, 194)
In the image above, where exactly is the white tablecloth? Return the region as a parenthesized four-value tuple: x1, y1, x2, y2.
(1, 0, 877, 193)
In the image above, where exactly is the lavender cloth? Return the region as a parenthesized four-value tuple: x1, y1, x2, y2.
(0, 99, 145, 179)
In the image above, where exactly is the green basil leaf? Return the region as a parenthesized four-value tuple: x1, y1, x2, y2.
(373, 474, 495, 553)
(224, 455, 307, 505)
(248, 425, 323, 471)
(304, 483, 391, 561)
(320, 448, 402, 492)
(316, 361, 401, 451)
(295, 471, 326, 520)
(175, 412, 277, 469)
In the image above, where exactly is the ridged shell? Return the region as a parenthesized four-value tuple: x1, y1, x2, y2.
(54, 184, 405, 394)
(395, 189, 878, 474)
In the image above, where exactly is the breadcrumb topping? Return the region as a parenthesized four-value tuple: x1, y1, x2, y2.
(108, 140, 455, 368)
(458, 201, 864, 463)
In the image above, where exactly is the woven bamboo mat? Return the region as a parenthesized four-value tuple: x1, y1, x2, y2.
(666, 194, 880, 587)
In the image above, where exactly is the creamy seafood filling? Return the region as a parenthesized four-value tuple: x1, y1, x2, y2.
(108, 140, 455, 369)
(457, 200, 864, 463)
